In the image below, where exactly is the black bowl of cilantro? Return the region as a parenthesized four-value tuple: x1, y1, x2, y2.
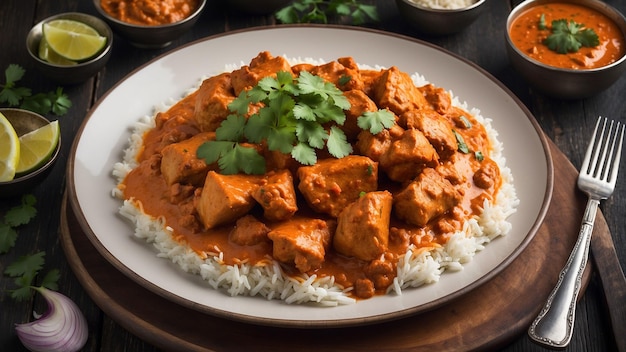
(505, 0, 626, 99)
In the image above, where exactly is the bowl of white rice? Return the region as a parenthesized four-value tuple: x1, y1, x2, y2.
(395, 0, 487, 35)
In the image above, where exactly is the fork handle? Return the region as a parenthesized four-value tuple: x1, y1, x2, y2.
(528, 197, 599, 348)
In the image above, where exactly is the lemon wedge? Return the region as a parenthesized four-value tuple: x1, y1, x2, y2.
(16, 120, 60, 175)
(43, 19, 107, 61)
(0, 112, 20, 181)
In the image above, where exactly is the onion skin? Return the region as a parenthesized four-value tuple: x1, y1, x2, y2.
(15, 287, 88, 352)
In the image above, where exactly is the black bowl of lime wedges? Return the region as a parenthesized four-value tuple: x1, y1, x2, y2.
(26, 12, 112, 84)
(0, 109, 61, 198)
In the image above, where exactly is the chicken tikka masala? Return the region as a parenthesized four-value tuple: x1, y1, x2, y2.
(117, 51, 508, 300)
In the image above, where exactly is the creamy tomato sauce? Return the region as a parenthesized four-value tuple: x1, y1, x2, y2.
(509, 2, 625, 69)
(120, 55, 501, 299)
(100, 0, 199, 25)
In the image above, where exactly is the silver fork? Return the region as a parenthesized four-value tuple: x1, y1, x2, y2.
(528, 117, 624, 348)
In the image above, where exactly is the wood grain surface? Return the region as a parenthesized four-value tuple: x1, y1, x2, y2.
(59, 139, 599, 352)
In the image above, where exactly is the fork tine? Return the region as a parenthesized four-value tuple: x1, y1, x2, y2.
(583, 117, 603, 175)
(608, 121, 624, 185)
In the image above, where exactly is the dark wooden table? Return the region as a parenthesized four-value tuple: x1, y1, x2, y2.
(1, 0, 625, 351)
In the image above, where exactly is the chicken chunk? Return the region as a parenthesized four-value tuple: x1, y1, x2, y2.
(194, 73, 236, 133)
(195, 171, 262, 229)
(355, 124, 403, 162)
(310, 60, 364, 91)
(419, 84, 452, 114)
(252, 170, 298, 221)
(372, 66, 430, 115)
(268, 217, 332, 273)
(160, 132, 216, 186)
(297, 155, 378, 218)
(403, 108, 457, 160)
(473, 158, 500, 190)
(394, 168, 463, 227)
(230, 51, 293, 95)
(333, 191, 393, 261)
(379, 128, 439, 182)
(229, 215, 271, 246)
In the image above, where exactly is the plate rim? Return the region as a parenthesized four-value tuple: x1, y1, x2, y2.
(66, 24, 554, 328)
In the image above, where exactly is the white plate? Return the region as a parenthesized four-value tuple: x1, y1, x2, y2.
(68, 26, 553, 328)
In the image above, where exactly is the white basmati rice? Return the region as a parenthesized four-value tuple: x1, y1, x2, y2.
(112, 56, 518, 306)
(409, 0, 476, 10)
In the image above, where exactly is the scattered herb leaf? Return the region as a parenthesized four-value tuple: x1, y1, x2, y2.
(4, 252, 59, 301)
(0, 64, 72, 116)
(538, 13, 547, 30)
(474, 151, 484, 161)
(459, 116, 472, 129)
(1, 195, 60, 301)
(453, 129, 470, 154)
(275, 0, 379, 25)
(198, 71, 393, 175)
(542, 18, 600, 54)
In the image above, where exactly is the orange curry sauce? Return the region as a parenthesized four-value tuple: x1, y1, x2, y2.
(509, 3, 625, 69)
(100, 0, 199, 25)
(120, 56, 501, 299)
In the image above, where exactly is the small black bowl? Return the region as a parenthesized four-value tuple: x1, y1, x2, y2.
(93, 0, 207, 48)
(26, 12, 113, 85)
(0, 109, 61, 199)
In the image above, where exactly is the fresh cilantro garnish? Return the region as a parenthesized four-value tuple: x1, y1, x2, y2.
(0, 194, 37, 254)
(4, 252, 60, 301)
(276, 0, 379, 25)
(197, 71, 394, 175)
(542, 18, 600, 54)
(0, 64, 72, 116)
(474, 151, 484, 161)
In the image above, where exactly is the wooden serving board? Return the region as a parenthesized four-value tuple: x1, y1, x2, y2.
(59, 139, 604, 351)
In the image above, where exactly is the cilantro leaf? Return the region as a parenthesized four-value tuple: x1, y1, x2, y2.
(216, 114, 247, 141)
(326, 126, 352, 158)
(197, 140, 236, 165)
(4, 251, 45, 278)
(543, 19, 600, 54)
(51, 87, 72, 115)
(357, 109, 395, 134)
(292, 142, 317, 165)
(0, 224, 18, 254)
(40, 269, 60, 291)
(3, 194, 37, 227)
(0, 194, 37, 253)
(538, 13, 547, 30)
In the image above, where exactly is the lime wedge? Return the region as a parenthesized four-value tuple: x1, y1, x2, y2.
(16, 120, 60, 175)
(0, 112, 20, 181)
(43, 19, 107, 61)
(38, 37, 78, 66)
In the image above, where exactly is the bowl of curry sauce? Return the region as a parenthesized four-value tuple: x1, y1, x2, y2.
(505, 0, 626, 99)
(94, 0, 206, 48)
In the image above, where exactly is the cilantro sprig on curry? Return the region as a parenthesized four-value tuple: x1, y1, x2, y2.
(197, 70, 395, 175)
(538, 14, 600, 54)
